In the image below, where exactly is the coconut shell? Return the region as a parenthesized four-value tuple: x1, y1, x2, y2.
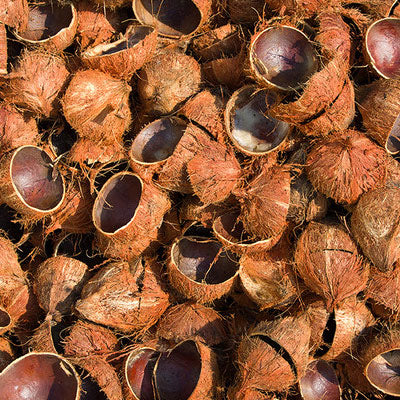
(0, 0, 28, 30)
(0, 104, 39, 154)
(236, 164, 291, 239)
(33, 256, 88, 319)
(90, 0, 132, 9)
(75, 259, 170, 333)
(0, 145, 65, 222)
(357, 79, 400, 154)
(81, 25, 157, 80)
(295, 221, 369, 310)
(3, 50, 69, 118)
(133, 0, 211, 38)
(62, 69, 131, 142)
(0, 24, 6, 75)
(187, 140, 241, 205)
(28, 318, 57, 353)
(156, 302, 227, 345)
(14, 3, 78, 52)
(0, 337, 13, 372)
(226, 0, 266, 23)
(239, 235, 299, 310)
(351, 187, 400, 271)
(306, 130, 388, 205)
(137, 50, 201, 116)
(167, 236, 239, 303)
(93, 172, 170, 261)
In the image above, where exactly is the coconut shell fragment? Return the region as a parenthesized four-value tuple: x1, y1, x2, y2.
(0, 0, 28, 30)
(0, 24, 6, 75)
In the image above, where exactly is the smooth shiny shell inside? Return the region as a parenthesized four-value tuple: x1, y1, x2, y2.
(366, 350, 400, 395)
(0, 353, 78, 400)
(130, 118, 186, 163)
(93, 173, 142, 233)
(299, 360, 341, 400)
(155, 341, 201, 400)
(172, 237, 239, 284)
(126, 349, 159, 400)
(134, 0, 202, 37)
(251, 26, 317, 90)
(386, 113, 400, 154)
(11, 147, 64, 211)
(18, 4, 73, 41)
(229, 87, 290, 154)
(366, 18, 400, 79)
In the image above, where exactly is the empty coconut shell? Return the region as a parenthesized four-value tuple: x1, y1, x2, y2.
(0, 0, 28, 30)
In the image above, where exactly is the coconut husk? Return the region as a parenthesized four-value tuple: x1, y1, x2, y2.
(0, 24, 6, 75)
(93, 172, 170, 261)
(357, 79, 400, 153)
(307, 296, 374, 360)
(14, 3, 78, 52)
(351, 186, 400, 272)
(306, 130, 388, 205)
(0, 0, 28, 30)
(75, 259, 170, 333)
(236, 164, 291, 239)
(187, 140, 242, 205)
(89, 0, 132, 8)
(3, 50, 69, 118)
(295, 221, 369, 310)
(239, 235, 299, 310)
(226, 0, 267, 24)
(0, 337, 13, 372)
(0, 104, 39, 155)
(62, 69, 131, 142)
(29, 318, 57, 353)
(33, 256, 88, 320)
(157, 302, 227, 345)
(133, 0, 212, 38)
(0, 146, 65, 222)
(137, 50, 201, 116)
(167, 236, 239, 303)
(81, 24, 157, 80)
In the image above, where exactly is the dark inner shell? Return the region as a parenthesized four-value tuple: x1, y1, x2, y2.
(299, 360, 340, 400)
(173, 237, 239, 284)
(11, 147, 64, 211)
(126, 349, 159, 400)
(18, 4, 73, 41)
(366, 19, 400, 79)
(94, 174, 142, 233)
(386, 113, 400, 154)
(0, 353, 78, 400)
(0, 309, 10, 328)
(366, 350, 400, 395)
(131, 118, 186, 163)
(213, 211, 253, 243)
(155, 341, 201, 400)
(134, 0, 201, 37)
(251, 26, 317, 90)
(230, 87, 290, 153)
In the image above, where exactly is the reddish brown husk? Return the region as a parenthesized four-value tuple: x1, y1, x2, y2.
(81, 25, 157, 80)
(133, 0, 211, 38)
(226, 0, 266, 24)
(0, 146, 65, 222)
(167, 237, 239, 303)
(3, 50, 69, 118)
(267, 13, 352, 136)
(0, 337, 13, 372)
(137, 50, 201, 116)
(239, 235, 299, 310)
(0, 352, 80, 400)
(75, 258, 170, 333)
(357, 79, 400, 154)
(0, 104, 39, 154)
(62, 69, 131, 142)
(295, 221, 369, 310)
(28, 318, 57, 353)
(306, 130, 388, 205)
(231, 314, 311, 396)
(14, 3, 78, 52)
(156, 302, 227, 345)
(90, 0, 132, 8)
(307, 296, 374, 360)
(236, 164, 291, 239)
(0, 24, 6, 75)
(64, 321, 122, 400)
(187, 140, 241, 205)
(93, 172, 170, 261)
(0, 0, 28, 30)
(33, 256, 88, 320)
(351, 187, 400, 271)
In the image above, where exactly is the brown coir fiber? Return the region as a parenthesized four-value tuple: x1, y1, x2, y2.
(0, 24, 6, 75)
